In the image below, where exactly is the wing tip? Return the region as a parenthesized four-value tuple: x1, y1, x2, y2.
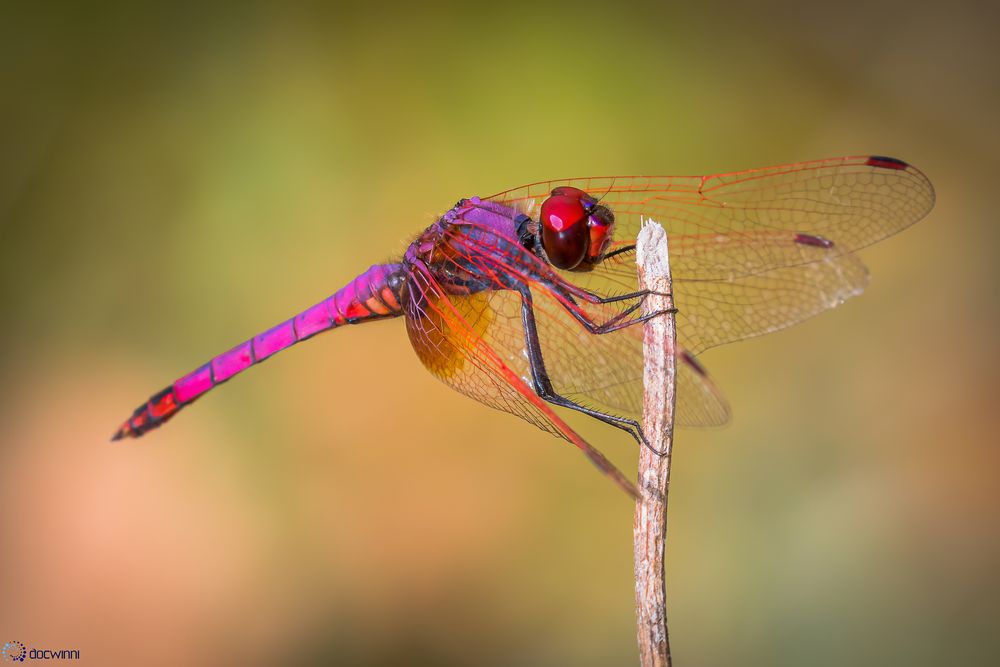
(865, 155, 909, 170)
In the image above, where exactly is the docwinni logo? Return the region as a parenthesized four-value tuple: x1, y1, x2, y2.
(2, 641, 26, 662)
(2, 641, 80, 661)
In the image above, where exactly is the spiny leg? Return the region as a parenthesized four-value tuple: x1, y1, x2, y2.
(582, 300, 676, 334)
(567, 284, 666, 306)
(547, 277, 673, 334)
(557, 244, 666, 306)
(552, 287, 676, 335)
(516, 283, 666, 456)
(602, 244, 636, 261)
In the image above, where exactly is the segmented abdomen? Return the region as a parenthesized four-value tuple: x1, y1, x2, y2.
(113, 263, 404, 440)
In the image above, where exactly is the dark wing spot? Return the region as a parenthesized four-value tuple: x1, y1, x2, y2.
(794, 233, 835, 248)
(866, 156, 908, 170)
(681, 350, 707, 377)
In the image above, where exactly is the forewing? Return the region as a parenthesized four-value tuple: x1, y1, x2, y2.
(488, 156, 933, 353)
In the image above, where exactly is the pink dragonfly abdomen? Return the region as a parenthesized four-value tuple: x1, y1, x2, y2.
(112, 263, 405, 440)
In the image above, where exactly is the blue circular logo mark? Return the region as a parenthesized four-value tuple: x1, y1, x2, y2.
(2, 641, 25, 662)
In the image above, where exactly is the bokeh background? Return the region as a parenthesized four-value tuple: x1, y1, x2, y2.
(1, 2, 997, 665)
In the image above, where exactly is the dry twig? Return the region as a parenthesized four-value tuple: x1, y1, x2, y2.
(633, 221, 677, 667)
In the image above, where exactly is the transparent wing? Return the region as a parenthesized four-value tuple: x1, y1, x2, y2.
(402, 263, 639, 497)
(527, 285, 732, 427)
(488, 155, 934, 354)
(590, 235, 872, 355)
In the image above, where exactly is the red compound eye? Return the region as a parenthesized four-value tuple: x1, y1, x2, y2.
(540, 194, 587, 232)
(539, 187, 615, 270)
(550, 186, 596, 204)
(540, 194, 590, 269)
(587, 212, 614, 263)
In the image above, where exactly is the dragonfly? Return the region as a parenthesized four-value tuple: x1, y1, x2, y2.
(113, 155, 935, 498)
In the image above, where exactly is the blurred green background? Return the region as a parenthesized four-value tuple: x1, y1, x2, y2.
(1, 1, 997, 665)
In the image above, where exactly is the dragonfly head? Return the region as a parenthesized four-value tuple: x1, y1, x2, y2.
(539, 186, 615, 271)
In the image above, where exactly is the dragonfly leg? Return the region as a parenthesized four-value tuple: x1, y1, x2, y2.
(585, 301, 676, 334)
(555, 289, 676, 335)
(565, 284, 667, 305)
(517, 284, 667, 456)
(602, 244, 636, 261)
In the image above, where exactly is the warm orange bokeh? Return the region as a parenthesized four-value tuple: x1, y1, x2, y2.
(1, 3, 997, 666)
